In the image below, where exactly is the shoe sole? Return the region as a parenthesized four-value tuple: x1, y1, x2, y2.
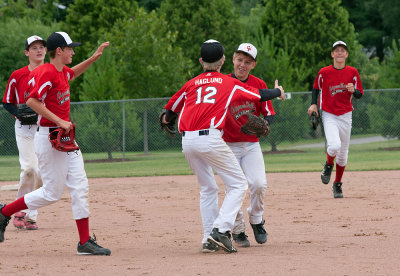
(202, 248, 217, 253)
(13, 224, 24, 229)
(254, 238, 267, 244)
(321, 176, 330, 184)
(207, 236, 237, 253)
(233, 240, 250, 247)
(77, 251, 111, 256)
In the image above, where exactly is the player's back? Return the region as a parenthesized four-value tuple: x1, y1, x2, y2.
(177, 71, 260, 132)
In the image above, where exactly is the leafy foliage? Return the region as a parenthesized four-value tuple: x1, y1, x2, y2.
(159, 0, 243, 76)
(367, 40, 400, 138)
(261, 0, 357, 88)
(0, 17, 59, 93)
(109, 8, 192, 99)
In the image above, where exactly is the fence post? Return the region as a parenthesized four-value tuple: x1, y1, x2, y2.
(122, 101, 126, 161)
(143, 108, 149, 154)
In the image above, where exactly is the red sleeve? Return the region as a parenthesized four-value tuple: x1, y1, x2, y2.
(3, 72, 17, 104)
(164, 83, 188, 113)
(26, 70, 52, 102)
(313, 69, 323, 90)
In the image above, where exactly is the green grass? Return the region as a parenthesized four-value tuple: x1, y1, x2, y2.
(1, 137, 399, 181)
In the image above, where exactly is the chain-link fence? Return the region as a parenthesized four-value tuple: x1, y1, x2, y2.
(1, 89, 399, 160)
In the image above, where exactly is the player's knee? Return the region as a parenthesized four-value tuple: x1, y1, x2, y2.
(251, 180, 266, 195)
(328, 143, 341, 156)
(23, 167, 35, 178)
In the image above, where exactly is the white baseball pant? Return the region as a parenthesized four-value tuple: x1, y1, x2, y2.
(182, 129, 248, 244)
(24, 127, 90, 220)
(14, 120, 40, 221)
(227, 142, 267, 234)
(322, 111, 352, 166)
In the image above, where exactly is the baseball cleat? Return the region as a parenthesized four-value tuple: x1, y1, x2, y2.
(321, 162, 334, 184)
(332, 182, 343, 198)
(13, 212, 26, 229)
(250, 220, 268, 244)
(232, 232, 250, 247)
(202, 242, 220, 253)
(0, 203, 11, 242)
(25, 219, 38, 230)
(77, 235, 111, 255)
(207, 228, 237, 253)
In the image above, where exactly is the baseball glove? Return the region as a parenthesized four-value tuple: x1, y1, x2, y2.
(48, 124, 79, 152)
(17, 103, 38, 125)
(310, 111, 320, 130)
(240, 112, 270, 137)
(159, 111, 176, 138)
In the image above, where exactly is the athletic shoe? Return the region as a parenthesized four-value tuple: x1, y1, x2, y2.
(202, 242, 219, 253)
(77, 235, 111, 255)
(207, 228, 237, 253)
(13, 212, 25, 229)
(25, 219, 38, 230)
(332, 182, 343, 198)
(232, 232, 250, 247)
(250, 220, 268, 244)
(321, 162, 334, 184)
(0, 203, 11, 242)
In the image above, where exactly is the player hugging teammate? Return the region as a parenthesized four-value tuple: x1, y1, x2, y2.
(161, 39, 285, 253)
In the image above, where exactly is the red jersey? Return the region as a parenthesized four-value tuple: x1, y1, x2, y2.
(26, 63, 74, 127)
(3, 66, 31, 106)
(165, 71, 261, 132)
(223, 74, 275, 142)
(313, 65, 363, 116)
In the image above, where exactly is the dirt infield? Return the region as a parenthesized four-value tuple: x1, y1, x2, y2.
(0, 170, 399, 275)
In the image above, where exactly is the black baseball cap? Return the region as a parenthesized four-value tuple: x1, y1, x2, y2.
(46, 32, 81, 52)
(201, 39, 225, 63)
(25, 35, 46, 50)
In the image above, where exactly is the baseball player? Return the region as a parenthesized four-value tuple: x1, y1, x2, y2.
(161, 39, 284, 253)
(2, 35, 46, 230)
(0, 32, 111, 255)
(225, 43, 275, 247)
(307, 40, 363, 198)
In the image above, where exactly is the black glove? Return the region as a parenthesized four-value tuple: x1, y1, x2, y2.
(17, 104, 38, 125)
(159, 110, 177, 138)
(310, 111, 320, 130)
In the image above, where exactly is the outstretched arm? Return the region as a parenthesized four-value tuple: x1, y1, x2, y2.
(70, 41, 110, 80)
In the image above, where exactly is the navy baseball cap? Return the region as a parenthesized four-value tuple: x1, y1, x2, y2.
(201, 39, 225, 62)
(25, 35, 46, 50)
(46, 32, 81, 52)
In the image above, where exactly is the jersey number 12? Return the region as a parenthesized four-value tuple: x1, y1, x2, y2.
(195, 86, 216, 104)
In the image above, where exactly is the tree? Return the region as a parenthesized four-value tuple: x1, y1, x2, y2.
(63, 0, 138, 100)
(341, 0, 400, 61)
(367, 40, 400, 138)
(261, 0, 357, 88)
(158, 0, 244, 76)
(0, 17, 59, 93)
(109, 8, 192, 99)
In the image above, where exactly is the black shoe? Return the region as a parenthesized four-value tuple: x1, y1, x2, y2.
(0, 203, 11, 243)
(332, 182, 343, 198)
(202, 242, 219, 253)
(321, 162, 334, 184)
(77, 235, 111, 255)
(232, 232, 250, 247)
(207, 228, 237, 253)
(250, 220, 268, 244)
